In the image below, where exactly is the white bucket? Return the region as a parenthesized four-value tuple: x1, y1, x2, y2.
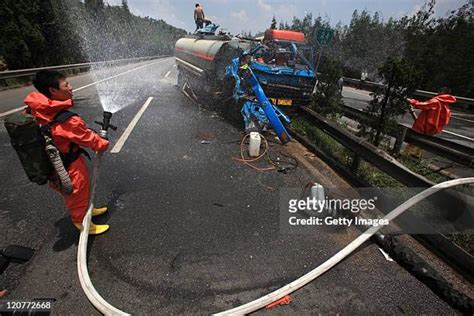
(309, 183, 326, 215)
(248, 132, 261, 157)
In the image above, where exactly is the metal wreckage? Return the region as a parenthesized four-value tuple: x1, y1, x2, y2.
(174, 23, 317, 144)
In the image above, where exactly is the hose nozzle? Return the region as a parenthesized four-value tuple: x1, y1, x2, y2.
(95, 111, 117, 139)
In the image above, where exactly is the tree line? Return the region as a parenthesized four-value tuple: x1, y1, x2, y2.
(274, 0, 473, 97)
(0, 0, 187, 70)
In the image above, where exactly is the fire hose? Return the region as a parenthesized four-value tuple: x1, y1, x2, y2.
(73, 120, 473, 315)
(76, 112, 128, 316)
(215, 177, 474, 315)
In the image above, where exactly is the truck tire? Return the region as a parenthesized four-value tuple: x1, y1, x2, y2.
(177, 66, 184, 88)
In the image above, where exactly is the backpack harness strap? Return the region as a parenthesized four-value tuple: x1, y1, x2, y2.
(40, 110, 91, 169)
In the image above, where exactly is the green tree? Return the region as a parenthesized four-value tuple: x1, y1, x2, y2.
(360, 57, 420, 147)
(0, 0, 186, 69)
(122, 0, 129, 12)
(403, 1, 474, 97)
(337, 9, 405, 77)
(311, 56, 344, 118)
(270, 16, 277, 29)
(0, 0, 46, 68)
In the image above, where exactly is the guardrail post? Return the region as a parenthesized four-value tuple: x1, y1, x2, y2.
(350, 153, 360, 172)
(392, 124, 408, 156)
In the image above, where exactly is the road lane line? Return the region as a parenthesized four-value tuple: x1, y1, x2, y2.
(0, 107, 25, 118)
(73, 59, 168, 92)
(343, 87, 372, 98)
(0, 58, 170, 118)
(110, 97, 153, 153)
(451, 115, 474, 124)
(344, 104, 473, 142)
(165, 70, 171, 78)
(442, 129, 474, 142)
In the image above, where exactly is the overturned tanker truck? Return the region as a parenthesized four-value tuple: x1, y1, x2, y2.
(175, 25, 317, 143)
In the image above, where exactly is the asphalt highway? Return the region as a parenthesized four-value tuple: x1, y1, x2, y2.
(342, 86, 474, 148)
(0, 58, 457, 314)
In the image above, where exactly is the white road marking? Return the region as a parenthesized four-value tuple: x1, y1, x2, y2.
(378, 248, 394, 262)
(73, 59, 167, 92)
(0, 107, 25, 118)
(442, 129, 474, 142)
(451, 115, 474, 124)
(344, 91, 474, 124)
(110, 97, 153, 153)
(165, 70, 171, 78)
(343, 87, 372, 98)
(0, 59, 169, 118)
(343, 94, 474, 142)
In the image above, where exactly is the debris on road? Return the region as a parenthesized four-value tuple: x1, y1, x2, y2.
(266, 295, 293, 309)
(378, 247, 394, 262)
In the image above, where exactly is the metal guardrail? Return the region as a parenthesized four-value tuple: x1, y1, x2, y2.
(343, 77, 474, 107)
(401, 125, 474, 167)
(0, 55, 169, 80)
(297, 106, 435, 187)
(340, 105, 474, 167)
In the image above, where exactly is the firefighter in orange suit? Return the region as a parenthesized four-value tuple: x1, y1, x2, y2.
(407, 87, 456, 135)
(404, 87, 456, 158)
(25, 70, 110, 235)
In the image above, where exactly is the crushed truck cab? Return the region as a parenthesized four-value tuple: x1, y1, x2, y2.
(174, 26, 316, 141)
(252, 29, 316, 106)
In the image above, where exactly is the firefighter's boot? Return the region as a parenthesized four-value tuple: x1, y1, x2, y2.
(92, 206, 108, 217)
(74, 222, 110, 235)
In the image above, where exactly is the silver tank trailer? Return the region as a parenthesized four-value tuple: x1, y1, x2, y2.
(175, 36, 252, 82)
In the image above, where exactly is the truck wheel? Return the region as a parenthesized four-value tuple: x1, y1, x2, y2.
(177, 67, 185, 88)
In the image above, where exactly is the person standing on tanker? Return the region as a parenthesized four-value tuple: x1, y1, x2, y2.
(194, 3, 210, 31)
(194, 3, 204, 30)
(24, 70, 110, 235)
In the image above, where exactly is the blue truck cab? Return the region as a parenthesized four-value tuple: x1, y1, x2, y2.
(251, 29, 317, 107)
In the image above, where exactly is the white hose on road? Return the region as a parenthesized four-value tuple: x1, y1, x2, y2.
(77, 152, 130, 316)
(75, 159, 472, 315)
(215, 178, 474, 315)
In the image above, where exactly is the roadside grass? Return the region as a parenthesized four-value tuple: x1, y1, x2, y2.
(447, 234, 473, 255)
(399, 156, 451, 183)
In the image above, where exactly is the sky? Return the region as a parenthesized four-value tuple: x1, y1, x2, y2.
(107, 0, 468, 34)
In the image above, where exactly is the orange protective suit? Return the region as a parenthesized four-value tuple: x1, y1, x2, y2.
(408, 94, 456, 135)
(24, 92, 109, 223)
